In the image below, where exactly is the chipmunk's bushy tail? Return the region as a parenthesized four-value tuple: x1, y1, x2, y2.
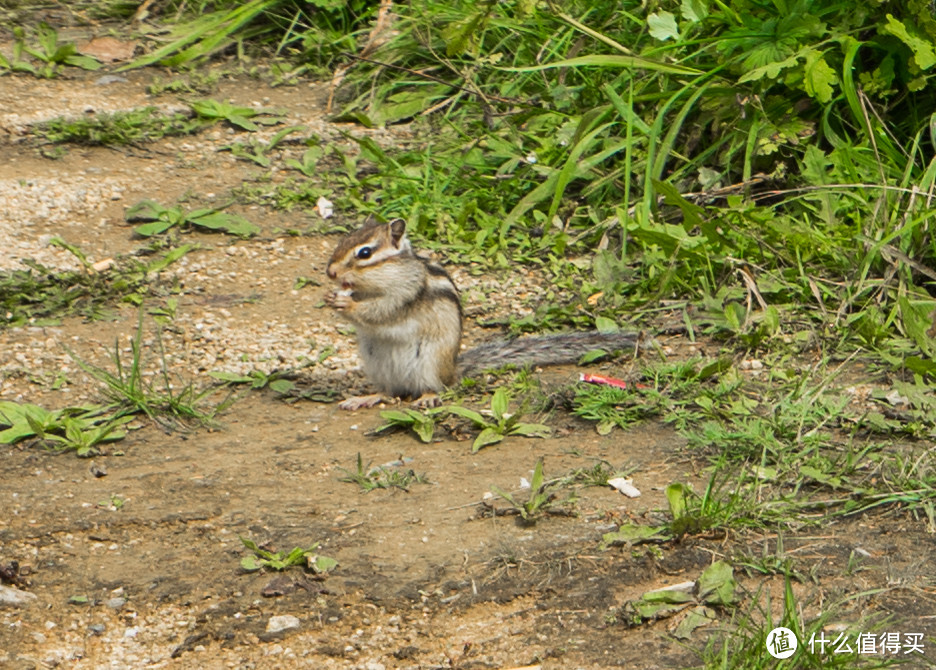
(456, 330, 644, 377)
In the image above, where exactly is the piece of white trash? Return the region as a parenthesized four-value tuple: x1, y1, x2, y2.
(608, 477, 641, 498)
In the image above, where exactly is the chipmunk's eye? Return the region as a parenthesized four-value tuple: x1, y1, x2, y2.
(355, 246, 373, 259)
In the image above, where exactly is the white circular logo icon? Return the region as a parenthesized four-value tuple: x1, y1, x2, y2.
(766, 627, 798, 659)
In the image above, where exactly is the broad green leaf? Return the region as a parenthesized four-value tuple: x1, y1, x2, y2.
(642, 589, 695, 604)
(632, 599, 690, 620)
(268, 379, 295, 394)
(208, 371, 253, 383)
(145, 244, 194, 273)
(490, 388, 510, 420)
(414, 418, 435, 443)
(442, 10, 487, 57)
(239, 535, 260, 551)
(906, 356, 936, 378)
(673, 605, 716, 639)
(666, 483, 690, 520)
(898, 297, 936, 357)
(0, 422, 36, 444)
(440, 405, 488, 426)
(240, 555, 261, 572)
(882, 15, 936, 70)
(309, 555, 338, 573)
(680, 0, 708, 23)
(379, 410, 415, 424)
(647, 11, 680, 41)
(652, 180, 707, 232)
(134, 220, 175, 237)
(737, 53, 800, 83)
(800, 465, 841, 488)
(125, 199, 169, 222)
(529, 457, 545, 490)
(64, 53, 101, 70)
(697, 560, 737, 606)
(698, 358, 732, 380)
(803, 50, 837, 102)
(190, 212, 260, 237)
(600, 523, 670, 548)
(579, 349, 609, 364)
(509, 422, 551, 438)
(595, 316, 619, 333)
(472, 427, 504, 452)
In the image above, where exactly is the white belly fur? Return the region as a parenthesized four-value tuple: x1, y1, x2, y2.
(357, 318, 452, 396)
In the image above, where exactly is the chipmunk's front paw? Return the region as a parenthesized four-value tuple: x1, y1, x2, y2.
(338, 394, 395, 411)
(325, 289, 353, 310)
(412, 392, 441, 409)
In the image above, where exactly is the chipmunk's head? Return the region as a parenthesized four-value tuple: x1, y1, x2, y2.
(326, 219, 411, 287)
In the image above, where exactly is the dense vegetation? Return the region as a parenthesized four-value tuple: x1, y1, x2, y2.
(105, 0, 936, 368)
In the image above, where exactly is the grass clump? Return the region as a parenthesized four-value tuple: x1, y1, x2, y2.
(33, 107, 199, 149)
(338, 453, 429, 492)
(67, 313, 233, 430)
(0, 241, 192, 329)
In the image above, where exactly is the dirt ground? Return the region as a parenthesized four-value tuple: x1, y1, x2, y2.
(3, 56, 936, 670)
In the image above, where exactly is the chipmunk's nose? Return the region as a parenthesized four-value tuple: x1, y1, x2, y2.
(326, 265, 337, 279)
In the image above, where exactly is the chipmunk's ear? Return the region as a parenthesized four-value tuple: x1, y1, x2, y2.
(388, 218, 407, 247)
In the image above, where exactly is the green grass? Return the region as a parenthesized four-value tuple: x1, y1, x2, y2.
(128, 0, 936, 361)
(66, 312, 234, 430)
(32, 107, 199, 149)
(338, 453, 430, 493)
(0, 242, 192, 329)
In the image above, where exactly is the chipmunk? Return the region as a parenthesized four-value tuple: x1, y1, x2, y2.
(325, 219, 641, 410)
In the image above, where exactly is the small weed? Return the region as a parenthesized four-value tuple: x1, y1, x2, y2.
(441, 387, 551, 453)
(0, 28, 36, 74)
(567, 460, 632, 487)
(338, 453, 429, 493)
(97, 494, 126, 511)
(0, 401, 133, 457)
(2, 24, 100, 78)
(220, 125, 305, 167)
(190, 99, 285, 131)
(572, 383, 656, 435)
(284, 145, 324, 177)
(125, 199, 259, 238)
(209, 352, 334, 399)
(239, 536, 337, 574)
(67, 313, 230, 430)
(208, 368, 296, 394)
(374, 409, 435, 443)
(293, 276, 320, 290)
(489, 458, 577, 524)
